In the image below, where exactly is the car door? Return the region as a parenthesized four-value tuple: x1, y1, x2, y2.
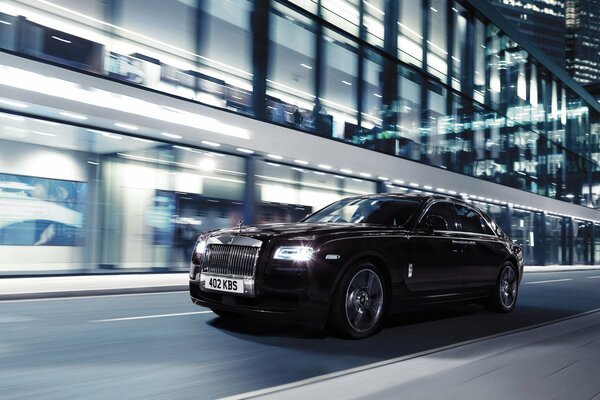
(407, 201, 462, 292)
(453, 203, 504, 287)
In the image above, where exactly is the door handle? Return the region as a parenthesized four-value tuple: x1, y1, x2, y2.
(452, 240, 476, 246)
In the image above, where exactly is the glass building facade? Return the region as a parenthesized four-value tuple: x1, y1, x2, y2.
(490, 0, 565, 69)
(566, 0, 600, 84)
(1, 0, 600, 273)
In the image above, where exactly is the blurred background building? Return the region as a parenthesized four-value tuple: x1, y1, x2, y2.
(488, 0, 566, 68)
(1, 0, 600, 274)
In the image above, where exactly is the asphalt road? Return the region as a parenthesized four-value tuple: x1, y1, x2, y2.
(1, 270, 600, 400)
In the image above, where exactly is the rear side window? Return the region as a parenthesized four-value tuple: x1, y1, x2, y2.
(419, 202, 457, 231)
(455, 204, 486, 234)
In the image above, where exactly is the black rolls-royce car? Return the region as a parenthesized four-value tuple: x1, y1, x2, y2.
(189, 194, 523, 339)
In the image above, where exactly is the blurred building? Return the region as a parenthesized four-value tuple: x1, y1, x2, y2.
(565, 0, 600, 84)
(1, 0, 600, 273)
(489, 0, 566, 68)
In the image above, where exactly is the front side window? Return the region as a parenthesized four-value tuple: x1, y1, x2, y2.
(455, 204, 486, 234)
(303, 197, 422, 226)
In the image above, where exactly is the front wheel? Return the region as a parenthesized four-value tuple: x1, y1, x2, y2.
(486, 262, 519, 313)
(329, 262, 386, 339)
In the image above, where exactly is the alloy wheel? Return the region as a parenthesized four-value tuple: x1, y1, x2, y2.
(345, 268, 384, 333)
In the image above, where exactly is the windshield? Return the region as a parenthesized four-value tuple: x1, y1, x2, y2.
(303, 197, 423, 226)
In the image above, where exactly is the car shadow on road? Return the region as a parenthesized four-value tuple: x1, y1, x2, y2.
(204, 303, 577, 354)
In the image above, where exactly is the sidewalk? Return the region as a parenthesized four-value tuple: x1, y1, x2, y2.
(242, 308, 600, 400)
(0, 265, 599, 300)
(0, 273, 188, 300)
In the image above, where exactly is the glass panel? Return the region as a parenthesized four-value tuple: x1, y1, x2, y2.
(322, 28, 359, 139)
(363, 0, 385, 48)
(268, 5, 317, 126)
(196, 0, 253, 90)
(362, 50, 383, 130)
(474, 18, 486, 103)
(452, 4, 467, 91)
(398, 67, 422, 161)
(426, 82, 447, 167)
(320, 0, 360, 37)
(120, 0, 195, 56)
(511, 208, 536, 265)
(546, 215, 564, 265)
(574, 220, 591, 265)
(398, 0, 423, 67)
(427, 0, 447, 81)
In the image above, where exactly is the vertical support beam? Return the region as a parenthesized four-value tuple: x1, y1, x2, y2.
(560, 216, 567, 264)
(446, 0, 454, 89)
(534, 212, 546, 266)
(251, 0, 271, 120)
(592, 223, 596, 265)
(420, 0, 430, 162)
(314, 0, 324, 110)
(243, 155, 258, 225)
(376, 180, 388, 194)
(194, 2, 209, 94)
(463, 9, 475, 101)
(381, 0, 399, 133)
(105, 0, 121, 26)
(567, 218, 574, 265)
(356, 0, 366, 127)
(504, 205, 513, 238)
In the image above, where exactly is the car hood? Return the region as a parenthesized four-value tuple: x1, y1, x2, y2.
(207, 222, 404, 241)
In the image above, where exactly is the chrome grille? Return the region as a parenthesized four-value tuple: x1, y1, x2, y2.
(204, 244, 260, 277)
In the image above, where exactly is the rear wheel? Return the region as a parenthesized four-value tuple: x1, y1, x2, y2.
(486, 262, 518, 313)
(329, 261, 386, 339)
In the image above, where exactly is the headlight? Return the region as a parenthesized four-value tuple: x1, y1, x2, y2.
(190, 238, 207, 279)
(273, 246, 313, 261)
(196, 239, 207, 256)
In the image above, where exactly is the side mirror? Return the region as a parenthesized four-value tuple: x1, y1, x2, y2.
(425, 214, 448, 231)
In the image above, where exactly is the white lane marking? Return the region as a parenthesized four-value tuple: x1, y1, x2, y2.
(525, 279, 572, 285)
(586, 276, 600, 279)
(91, 310, 213, 322)
(0, 314, 36, 323)
(0, 290, 188, 304)
(222, 307, 600, 400)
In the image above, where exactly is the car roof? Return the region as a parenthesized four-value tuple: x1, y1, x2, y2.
(347, 193, 478, 208)
(349, 193, 449, 202)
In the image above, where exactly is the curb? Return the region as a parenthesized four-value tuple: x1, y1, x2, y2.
(0, 285, 188, 301)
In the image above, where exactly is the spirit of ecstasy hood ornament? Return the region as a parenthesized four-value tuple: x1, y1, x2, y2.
(237, 220, 244, 234)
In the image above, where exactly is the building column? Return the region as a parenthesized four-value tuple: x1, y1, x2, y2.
(420, 0, 430, 163)
(381, 0, 399, 132)
(376, 180, 388, 194)
(314, 0, 324, 111)
(356, 0, 366, 128)
(242, 155, 258, 225)
(251, 0, 271, 120)
(534, 212, 546, 265)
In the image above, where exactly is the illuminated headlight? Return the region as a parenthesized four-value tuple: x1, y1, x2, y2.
(190, 238, 207, 279)
(273, 246, 313, 261)
(196, 239, 207, 256)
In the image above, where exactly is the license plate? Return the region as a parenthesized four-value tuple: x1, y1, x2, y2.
(203, 275, 244, 294)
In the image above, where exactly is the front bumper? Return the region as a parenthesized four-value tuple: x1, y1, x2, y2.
(189, 279, 329, 327)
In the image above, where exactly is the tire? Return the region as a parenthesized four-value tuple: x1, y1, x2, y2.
(210, 308, 243, 319)
(329, 261, 386, 339)
(486, 261, 519, 313)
